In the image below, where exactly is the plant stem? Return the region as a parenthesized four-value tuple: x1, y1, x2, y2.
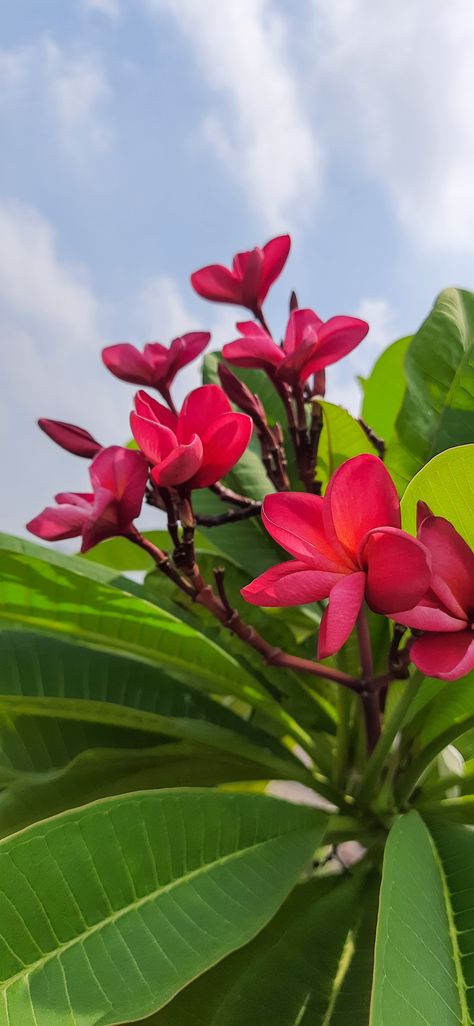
(356, 669, 424, 806)
(127, 530, 361, 690)
(356, 605, 380, 754)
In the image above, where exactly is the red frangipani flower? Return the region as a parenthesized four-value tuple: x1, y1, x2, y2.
(191, 235, 291, 315)
(38, 419, 102, 459)
(391, 505, 474, 680)
(242, 454, 431, 659)
(223, 308, 369, 386)
(102, 332, 210, 401)
(130, 384, 253, 491)
(27, 446, 148, 553)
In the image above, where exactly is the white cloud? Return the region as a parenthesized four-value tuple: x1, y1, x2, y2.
(82, 0, 120, 16)
(145, 0, 322, 229)
(311, 0, 474, 252)
(0, 37, 112, 168)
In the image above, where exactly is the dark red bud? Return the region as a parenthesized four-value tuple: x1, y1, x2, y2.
(289, 290, 298, 312)
(38, 419, 103, 459)
(218, 365, 266, 422)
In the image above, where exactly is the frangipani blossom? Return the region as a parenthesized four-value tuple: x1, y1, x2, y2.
(191, 235, 290, 315)
(242, 454, 431, 659)
(38, 418, 102, 459)
(102, 332, 210, 399)
(392, 506, 474, 680)
(130, 384, 252, 491)
(27, 446, 148, 553)
(223, 308, 369, 386)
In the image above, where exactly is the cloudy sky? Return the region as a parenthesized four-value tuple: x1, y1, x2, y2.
(2, 0, 474, 535)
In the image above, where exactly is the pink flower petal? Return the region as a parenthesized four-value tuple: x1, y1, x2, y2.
(262, 492, 352, 570)
(259, 234, 291, 302)
(390, 591, 467, 632)
(283, 308, 322, 355)
(324, 454, 400, 559)
(134, 390, 178, 432)
(419, 516, 474, 619)
(151, 435, 203, 488)
(178, 384, 231, 443)
(130, 414, 177, 466)
(190, 265, 243, 304)
(222, 333, 284, 370)
(241, 560, 344, 606)
(102, 344, 154, 386)
(363, 527, 432, 614)
(27, 503, 88, 541)
(169, 331, 210, 372)
(301, 316, 369, 377)
(189, 412, 252, 488)
(89, 446, 148, 524)
(410, 630, 474, 681)
(241, 248, 265, 308)
(317, 572, 366, 659)
(55, 492, 94, 508)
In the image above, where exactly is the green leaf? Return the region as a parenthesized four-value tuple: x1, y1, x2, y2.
(0, 743, 277, 838)
(400, 443, 474, 546)
(0, 790, 327, 1025)
(396, 672, 474, 802)
(370, 811, 474, 1025)
(0, 535, 283, 714)
(136, 870, 378, 1026)
(386, 288, 474, 493)
(360, 336, 411, 440)
(317, 400, 377, 492)
(0, 631, 305, 782)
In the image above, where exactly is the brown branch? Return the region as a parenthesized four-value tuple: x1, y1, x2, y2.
(196, 504, 262, 527)
(127, 529, 361, 691)
(358, 418, 385, 459)
(210, 481, 259, 508)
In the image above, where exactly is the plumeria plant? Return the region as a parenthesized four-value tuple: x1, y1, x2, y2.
(1, 233, 474, 1026)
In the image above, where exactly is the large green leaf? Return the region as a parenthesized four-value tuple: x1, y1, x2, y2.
(0, 631, 305, 781)
(145, 870, 378, 1026)
(0, 535, 284, 715)
(401, 444, 474, 546)
(370, 811, 474, 1025)
(317, 400, 377, 492)
(0, 790, 327, 1026)
(0, 743, 276, 838)
(360, 336, 411, 440)
(386, 288, 474, 493)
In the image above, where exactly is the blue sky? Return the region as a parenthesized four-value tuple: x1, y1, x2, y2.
(1, 0, 473, 534)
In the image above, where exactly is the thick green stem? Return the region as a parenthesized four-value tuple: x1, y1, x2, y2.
(356, 669, 424, 806)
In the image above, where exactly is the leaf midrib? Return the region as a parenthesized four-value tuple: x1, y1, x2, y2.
(428, 830, 471, 1026)
(0, 825, 313, 992)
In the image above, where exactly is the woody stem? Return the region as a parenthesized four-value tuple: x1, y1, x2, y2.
(127, 529, 361, 691)
(357, 604, 381, 754)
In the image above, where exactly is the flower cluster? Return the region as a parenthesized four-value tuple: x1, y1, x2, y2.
(27, 233, 473, 682)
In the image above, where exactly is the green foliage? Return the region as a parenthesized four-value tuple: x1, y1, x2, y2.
(0, 790, 326, 1025)
(401, 443, 474, 546)
(360, 335, 411, 440)
(2, 288, 474, 1023)
(371, 812, 474, 1025)
(386, 288, 474, 493)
